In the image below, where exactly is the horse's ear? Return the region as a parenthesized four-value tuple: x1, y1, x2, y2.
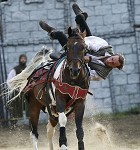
(68, 27, 72, 37)
(82, 30, 87, 38)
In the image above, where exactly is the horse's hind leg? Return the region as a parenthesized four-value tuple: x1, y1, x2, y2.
(46, 117, 58, 150)
(75, 101, 85, 150)
(29, 99, 42, 150)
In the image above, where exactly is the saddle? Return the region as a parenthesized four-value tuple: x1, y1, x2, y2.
(23, 57, 64, 94)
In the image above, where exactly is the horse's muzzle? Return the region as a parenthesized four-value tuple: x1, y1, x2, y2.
(70, 68, 81, 79)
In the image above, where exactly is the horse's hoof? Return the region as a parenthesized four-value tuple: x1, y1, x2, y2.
(60, 144, 67, 150)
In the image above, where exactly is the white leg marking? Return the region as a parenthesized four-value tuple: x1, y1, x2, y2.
(60, 144, 67, 150)
(49, 88, 56, 105)
(47, 121, 55, 150)
(30, 132, 38, 150)
(58, 112, 67, 127)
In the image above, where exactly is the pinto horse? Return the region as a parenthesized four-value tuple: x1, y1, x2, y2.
(27, 27, 90, 150)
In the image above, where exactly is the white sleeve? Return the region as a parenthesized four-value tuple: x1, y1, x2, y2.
(89, 69, 103, 81)
(7, 69, 16, 82)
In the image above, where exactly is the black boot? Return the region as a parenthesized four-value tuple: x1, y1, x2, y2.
(39, 20, 56, 39)
(72, 3, 88, 20)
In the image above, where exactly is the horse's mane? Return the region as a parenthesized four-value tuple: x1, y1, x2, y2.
(1, 46, 53, 104)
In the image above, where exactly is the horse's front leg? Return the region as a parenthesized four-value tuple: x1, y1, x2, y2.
(75, 100, 85, 150)
(56, 94, 67, 150)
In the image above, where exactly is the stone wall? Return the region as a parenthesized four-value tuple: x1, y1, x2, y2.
(0, 0, 140, 115)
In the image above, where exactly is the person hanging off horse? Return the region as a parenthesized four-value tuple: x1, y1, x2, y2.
(39, 3, 125, 81)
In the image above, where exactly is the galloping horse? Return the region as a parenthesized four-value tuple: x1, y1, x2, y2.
(26, 27, 90, 150)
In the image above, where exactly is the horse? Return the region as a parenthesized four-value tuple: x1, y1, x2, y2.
(26, 27, 90, 150)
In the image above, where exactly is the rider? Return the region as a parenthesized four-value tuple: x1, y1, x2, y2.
(39, 3, 125, 81)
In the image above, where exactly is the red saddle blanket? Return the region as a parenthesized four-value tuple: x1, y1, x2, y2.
(23, 67, 48, 93)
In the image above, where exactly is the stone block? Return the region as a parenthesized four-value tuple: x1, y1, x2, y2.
(5, 32, 30, 41)
(96, 25, 114, 34)
(48, 9, 64, 19)
(85, 0, 102, 7)
(112, 4, 128, 14)
(135, 0, 140, 4)
(130, 94, 140, 103)
(7, 52, 22, 63)
(103, 14, 121, 25)
(21, 21, 38, 32)
(125, 54, 138, 64)
(88, 16, 104, 26)
(114, 23, 131, 33)
(12, 11, 30, 21)
(101, 79, 109, 88)
(116, 95, 130, 105)
(5, 22, 20, 33)
(109, 37, 123, 45)
(115, 44, 132, 54)
(30, 10, 47, 20)
(128, 74, 140, 84)
(102, 0, 117, 4)
(123, 64, 135, 74)
(123, 36, 135, 44)
(95, 5, 112, 15)
(24, 0, 44, 4)
(103, 97, 112, 107)
(36, 0, 54, 9)
(135, 5, 140, 15)
(4, 12, 12, 22)
(19, 1, 38, 11)
(135, 15, 140, 24)
(31, 31, 47, 39)
(132, 44, 137, 53)
(113, 74, 127, 85)
(5, 46, 16, 52)
(119, 0, 127, 3)
(121, 84, 138, 94)
(94, 88, 110, 98)
(16, 46, 34, 53)
(121, 104, 132, 112)
(81, 7, 95, 17)
(26, 51, 36, 61)
(120, 13, 129, 23)
(114, 86, 121, 95)
(55, 1, 64, 9)
(4, 1, 19, 12)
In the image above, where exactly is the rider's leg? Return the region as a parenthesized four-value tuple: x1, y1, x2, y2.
(39, 21, 67, 47)
(72, 3, 92, 36)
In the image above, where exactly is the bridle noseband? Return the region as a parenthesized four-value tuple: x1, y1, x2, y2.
(66, 36, 87, 69)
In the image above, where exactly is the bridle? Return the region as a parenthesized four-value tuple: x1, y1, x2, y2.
(65, 36, 87, 70)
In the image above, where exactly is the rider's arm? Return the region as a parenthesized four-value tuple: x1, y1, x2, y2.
(89, 69, 103, 81)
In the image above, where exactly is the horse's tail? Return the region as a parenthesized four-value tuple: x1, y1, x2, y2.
(1, 46, 53, 104)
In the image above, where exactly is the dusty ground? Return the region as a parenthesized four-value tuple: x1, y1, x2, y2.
(0, 114, 140, 150)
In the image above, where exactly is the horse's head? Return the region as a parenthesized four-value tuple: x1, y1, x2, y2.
(66, 27, 87, 79)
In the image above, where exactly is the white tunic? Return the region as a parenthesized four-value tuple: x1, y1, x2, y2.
(85, 36, 109, 81)
(85, 36, 108, 52)
(7, 69, 16, 82)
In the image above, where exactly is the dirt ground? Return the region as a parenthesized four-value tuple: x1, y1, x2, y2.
(0, 114, 140, 150)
